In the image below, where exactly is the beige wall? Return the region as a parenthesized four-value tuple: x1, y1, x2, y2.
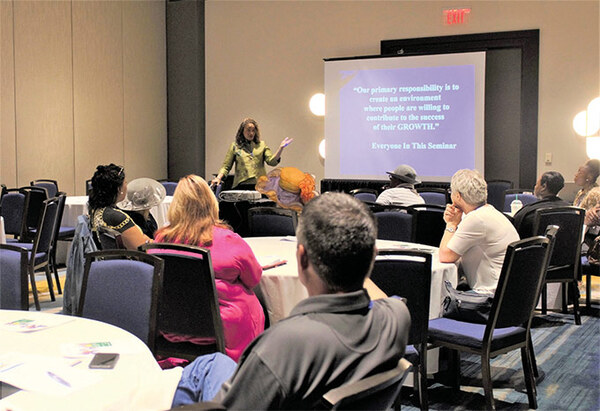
(205, 0, 599, 194)
(1, 0, 167, 195)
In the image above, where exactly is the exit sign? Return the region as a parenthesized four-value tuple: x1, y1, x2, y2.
(443, 8, 471, 25)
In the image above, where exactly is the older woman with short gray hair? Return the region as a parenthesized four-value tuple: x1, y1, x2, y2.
(440, 169, 519, 293)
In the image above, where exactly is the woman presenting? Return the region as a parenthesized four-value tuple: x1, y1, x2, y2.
(211, 118, 293, 190)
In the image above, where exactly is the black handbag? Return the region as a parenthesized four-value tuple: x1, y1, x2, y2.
(442, 280, 494, 324)
(587, 235, 600, 265)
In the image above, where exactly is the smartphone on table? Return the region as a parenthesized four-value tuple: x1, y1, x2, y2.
(89, 353, 119, 369)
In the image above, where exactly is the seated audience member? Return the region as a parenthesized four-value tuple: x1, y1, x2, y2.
(573, 159, 600, 207)
(117, 177, 166, 238)
(154, 175, 264, 362)
(170, 192, 411, 409)
(376, 164, 425, 206)
(88, 164, 152, 250)
(439, 169, 519, 293)
(513, 171, 569, 238)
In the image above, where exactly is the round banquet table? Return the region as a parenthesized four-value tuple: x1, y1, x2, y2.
(0, 310, 179, 410)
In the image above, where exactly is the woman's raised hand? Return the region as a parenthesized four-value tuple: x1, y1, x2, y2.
(279, 137, 294, 149)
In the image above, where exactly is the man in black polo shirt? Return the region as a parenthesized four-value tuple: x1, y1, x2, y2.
(171, 192, 411, 409)
(513, 171, 569, 238)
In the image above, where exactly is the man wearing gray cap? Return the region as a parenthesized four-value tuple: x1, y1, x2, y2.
(376, 164, 425, 206)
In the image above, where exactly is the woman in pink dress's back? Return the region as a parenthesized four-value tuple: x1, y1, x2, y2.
(154, 175, 264, 361)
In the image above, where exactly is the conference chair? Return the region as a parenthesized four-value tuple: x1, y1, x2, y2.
(407, 204, 446, 247)
(416, 187, 449, 206)
(47, 192, 68, 294)
(247, 207, 298, 237)
(428, 235, 552, 410)
(0, 244, 29, 310)
(78, 250, 164, 353)
(350, 188, 378, 203)
(486, 179, 513, 211)
(321, 358, 413, 410)
(19, 186, 48, 242)
(374, 209, 414, 242)
(160, 180, 178, 196)
(30, 179, 59, 198)
(96, 226, 125, 250)
(0, 187, 26, 241)
(503, 189, 538, 213)
(370, 250, 432, 410)
(140, 243, 226, 360)
(10, 197, 60, 310)
(532, 206, 585, 325)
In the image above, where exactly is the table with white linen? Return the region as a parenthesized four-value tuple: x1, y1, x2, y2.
(245, 236, 458, 379)
(62, 196, 173, 228)
(245, 236, 458, 325)
(0, 310, 179, 410)
(0, 217, 5, 244)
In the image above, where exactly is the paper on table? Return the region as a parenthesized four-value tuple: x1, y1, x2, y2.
(256, 255, 288, 270)
(60, 340, 135, 357)
(0, 353, 100, 397)
(1, 315, 74, 333)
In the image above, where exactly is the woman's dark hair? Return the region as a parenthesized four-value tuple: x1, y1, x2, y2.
(88, 164, 125, 210)
(234, 118, 261, 146)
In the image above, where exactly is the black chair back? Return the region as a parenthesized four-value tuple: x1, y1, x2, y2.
(96, 226, 125, 250)
(374, 210, 413, 242)
(30, 179, 59, 198)
(0, 244, 29, 310)
(416, 187, 448, 205)
(140, 243, 226, 359)
(31, 197, 59, 257)
(407, 204, 445, 246)
(0, 188, 26, 237)
(486, 179, 513, 211)
(350, 188, 378, 203)
(371, 250, 432, 346)
(247, 207, 298, 237)
(503, 189, 538, 212)
(488, 236, 551, 330)
(78, 250, 164, 353)
(20, 186, 48, 242)
(322, 358, 412, 410)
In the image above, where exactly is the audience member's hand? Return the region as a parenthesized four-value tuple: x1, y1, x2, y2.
(585, 205, 600, 226)
(210, 178, 221, 188)
(279, 137, 294, 149)
(444, 204, 462, 226)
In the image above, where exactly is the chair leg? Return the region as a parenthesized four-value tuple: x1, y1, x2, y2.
(541, 284, 547, 315)
(528, 335, 539, 379)
(521, 346, 538, 409)
(561, 283, 568, 314)
(51, 248, 62, 294)
(29, 267, 40, 311)
(418, 344, 428, 411)
(586, 272, 591, 309)
(448, 349, 461, 391)
(571, 281, 581, 325)
(44, 265, 56, 302)
(481, 352, 495, 410)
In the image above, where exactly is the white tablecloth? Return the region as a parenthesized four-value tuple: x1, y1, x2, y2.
(0, 310, 180, 410)
(0, 217, 5, 244)
(62, 196, 173, 228)
(245, 236, 459, 325)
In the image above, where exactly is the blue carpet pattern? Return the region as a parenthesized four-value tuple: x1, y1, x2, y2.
(400, 313, 600, 410)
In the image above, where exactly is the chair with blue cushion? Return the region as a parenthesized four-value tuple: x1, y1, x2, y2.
(321, 358, 413, 410)
(428, 235, 553, 410)
(139, 243, 226, 360)
(78, 250, 164, 352)
(532, 206, 585, 325)
(0, 187, 26, 241)
(486, 179, 513, 211)
(370, 250, 432, 410)
(247, 207, 298, 237)
(416, 187, 448, 206)
(0, 244, 29, 310)
(11, 196, 60, 310)
(374, 209, 414, 242)
(503, 189, 538, 213)
(160, 181, 178, 196)
(350, 188, 378, 203)
(30, 179, 59, 198)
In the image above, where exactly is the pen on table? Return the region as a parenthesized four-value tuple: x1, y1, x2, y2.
(70, 360, 82, 367)
(47, 371, 71, 388)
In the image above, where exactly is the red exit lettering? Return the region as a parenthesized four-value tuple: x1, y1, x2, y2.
(443, 8, 471, 25)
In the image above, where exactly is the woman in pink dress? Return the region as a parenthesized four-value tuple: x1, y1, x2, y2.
(154, 175, 264, 361)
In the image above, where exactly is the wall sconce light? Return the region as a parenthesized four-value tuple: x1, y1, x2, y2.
(309, 93, 325, 116)
(573, 97, 600, 159)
